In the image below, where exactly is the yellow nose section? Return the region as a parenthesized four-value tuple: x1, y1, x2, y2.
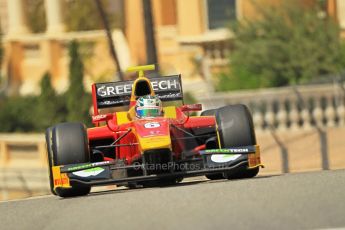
(138, 135, 171, 152)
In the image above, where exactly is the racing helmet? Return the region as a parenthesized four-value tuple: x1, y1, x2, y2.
(135, 95, 163, 118)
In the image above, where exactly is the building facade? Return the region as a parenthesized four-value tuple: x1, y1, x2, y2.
(0, 0, 345, 95)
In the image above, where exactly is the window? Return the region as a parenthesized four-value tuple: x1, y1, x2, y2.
(207, 0, 236, 30)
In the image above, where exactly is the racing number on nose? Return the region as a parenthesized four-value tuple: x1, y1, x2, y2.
(144, 122, 160, 128)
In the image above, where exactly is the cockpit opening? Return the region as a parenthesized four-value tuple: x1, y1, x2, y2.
(135, 80, 152, 97)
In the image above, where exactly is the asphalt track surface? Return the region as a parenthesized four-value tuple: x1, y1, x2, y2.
(1, 170, 345, 230)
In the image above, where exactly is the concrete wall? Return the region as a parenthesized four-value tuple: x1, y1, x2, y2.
(258, 127, 345, 174)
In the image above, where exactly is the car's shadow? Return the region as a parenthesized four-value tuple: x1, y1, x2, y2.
(69, 174, 281, 199)
(83, 180, 208, 198)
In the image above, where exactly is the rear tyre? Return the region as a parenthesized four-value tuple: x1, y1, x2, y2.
(200, 109, 216, 116)
(216, 104, 259, 179)
(51, 122, 91, 197)
(45, 127, 56, 195)
(201, 109, 224, 180)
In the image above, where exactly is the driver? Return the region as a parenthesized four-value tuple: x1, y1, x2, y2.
(135, 95, 163, 118)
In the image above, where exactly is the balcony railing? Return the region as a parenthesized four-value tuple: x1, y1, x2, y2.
(199, 83, 345, 131)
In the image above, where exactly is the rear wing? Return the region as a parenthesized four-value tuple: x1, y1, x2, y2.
(92, 75, 183, 111)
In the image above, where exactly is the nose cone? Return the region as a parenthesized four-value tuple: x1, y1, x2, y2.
(134, 118, 171, 152)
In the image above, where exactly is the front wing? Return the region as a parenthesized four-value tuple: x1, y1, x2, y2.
(52, 145, 263, 190)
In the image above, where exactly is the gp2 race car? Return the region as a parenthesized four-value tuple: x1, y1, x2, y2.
(45, 65, 263, 197)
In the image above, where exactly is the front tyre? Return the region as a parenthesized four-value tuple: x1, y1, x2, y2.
(216, 104, 259, 179)
(51, 122, 91, 197)
(45, 127, 56, 195)
(201, 109, 224, 180)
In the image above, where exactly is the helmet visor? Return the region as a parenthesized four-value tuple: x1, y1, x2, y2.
(136, 106, 161, 118)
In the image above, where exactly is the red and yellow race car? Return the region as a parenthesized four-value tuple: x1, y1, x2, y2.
(45, 65, 263, 197)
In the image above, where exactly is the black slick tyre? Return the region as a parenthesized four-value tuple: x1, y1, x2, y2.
(51, 122, 91, 197)
(215, 104, 259, 179)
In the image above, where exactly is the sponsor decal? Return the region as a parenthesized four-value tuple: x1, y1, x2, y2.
(95, 76, 183, 108)
(97, 84, 132, 97)
(54, 178, 69, 186)
(98, 98, 131, 107)
(210, 154, 241, 163)
(204, 148, 249, 154)
(67, 163, 93, 171)
(156, 92, 182, 100)
(92, 114, 107, 120)
(248, 153, 261, 168)
(66, 161, 110, 172)
(92, 114, 113, 122)
(96, 76, 181, 97)
(144, 122, 161, 128)
(72, 167, 105, 177)
(149, 130, 161, 135)
(52, 167, 70, 188)
(53, 173, 70, 187)
(92, 114, 107, 122)
(92, 161, 111, 166)
(150, 79, 179, 92)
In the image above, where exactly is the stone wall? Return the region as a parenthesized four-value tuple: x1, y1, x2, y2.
(200, 83, 345, 131)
